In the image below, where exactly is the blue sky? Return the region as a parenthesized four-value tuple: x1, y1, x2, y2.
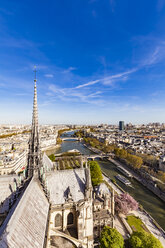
(1, 0, 165, 124)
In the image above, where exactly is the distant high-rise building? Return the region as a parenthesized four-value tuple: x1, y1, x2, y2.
(119, 121, 124, 131)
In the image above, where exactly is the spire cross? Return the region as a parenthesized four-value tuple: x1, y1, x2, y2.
(34, 66, 37, 82)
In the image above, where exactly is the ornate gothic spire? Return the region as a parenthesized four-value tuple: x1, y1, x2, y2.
(26, 67, 41, 178)
(32, 67, 38, 128)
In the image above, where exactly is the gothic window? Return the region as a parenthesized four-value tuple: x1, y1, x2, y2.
(55, 213, 62, 227)
(67, 212, 74, 225)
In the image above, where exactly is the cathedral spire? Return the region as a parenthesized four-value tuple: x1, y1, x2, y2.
(26, 67, 41, 178)
(32, 66, 38, 128)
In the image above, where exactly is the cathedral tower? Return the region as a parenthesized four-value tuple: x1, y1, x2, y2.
(26, 67, 41, 178)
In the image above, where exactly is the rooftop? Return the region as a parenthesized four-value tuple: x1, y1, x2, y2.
(46, 168, 86, 205)
(0, 177, 49, 248)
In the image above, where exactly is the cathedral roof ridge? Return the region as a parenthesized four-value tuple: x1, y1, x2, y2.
(0, 177, 49, 248)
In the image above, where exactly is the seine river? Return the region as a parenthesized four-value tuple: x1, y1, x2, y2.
(47, 133, 165, 230)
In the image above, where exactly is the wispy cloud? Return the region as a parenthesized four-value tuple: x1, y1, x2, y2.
(62, 67, 77, 73)
(142, 46, 161, 66)
(48, 83, 104, 105)
(88, 91, 102, 97)
(47, 67, 138, 106)
(133, 35, 165, 67)
(76, 79, 100, 89)
(102, 69, 137, 85)
(44, 74, 54, 78)
(75, 68, 137, 88)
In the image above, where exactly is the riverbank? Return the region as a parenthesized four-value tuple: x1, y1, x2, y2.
(103, 173, 165, 247)
(83, 143, 103, 154)
(83, 141, 165, 203)
(108, 157, 165, 203)
(42, 144, 60, 156)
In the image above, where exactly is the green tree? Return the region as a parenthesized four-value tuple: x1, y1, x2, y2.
(129, 231, 163, 248)
(129, 235, 142, 248)
(100, 226, 124, 248)
(89, 161, 103, 186)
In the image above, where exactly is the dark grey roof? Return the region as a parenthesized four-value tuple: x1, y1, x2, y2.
(0, 177, 49, 248)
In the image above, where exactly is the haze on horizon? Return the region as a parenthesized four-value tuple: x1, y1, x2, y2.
(0, 0, 165, 124)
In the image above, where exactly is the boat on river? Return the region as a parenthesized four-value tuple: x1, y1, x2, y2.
(117, 165, 132, 178)
(115, 174, 131, 186)
(68, 149, 80, 153)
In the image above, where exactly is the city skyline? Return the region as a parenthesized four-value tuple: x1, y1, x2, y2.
(1, 1, 165, 124)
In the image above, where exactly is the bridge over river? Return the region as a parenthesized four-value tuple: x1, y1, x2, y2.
(54, 152, 110, 162)
(83, 154, 110, 161)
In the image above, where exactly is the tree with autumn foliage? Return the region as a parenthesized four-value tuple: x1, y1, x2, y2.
(127, 154, 143, 169)
(114, 148, 127, 159)
(114, 148, 143, 169)
(115, 193, 139, 215)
